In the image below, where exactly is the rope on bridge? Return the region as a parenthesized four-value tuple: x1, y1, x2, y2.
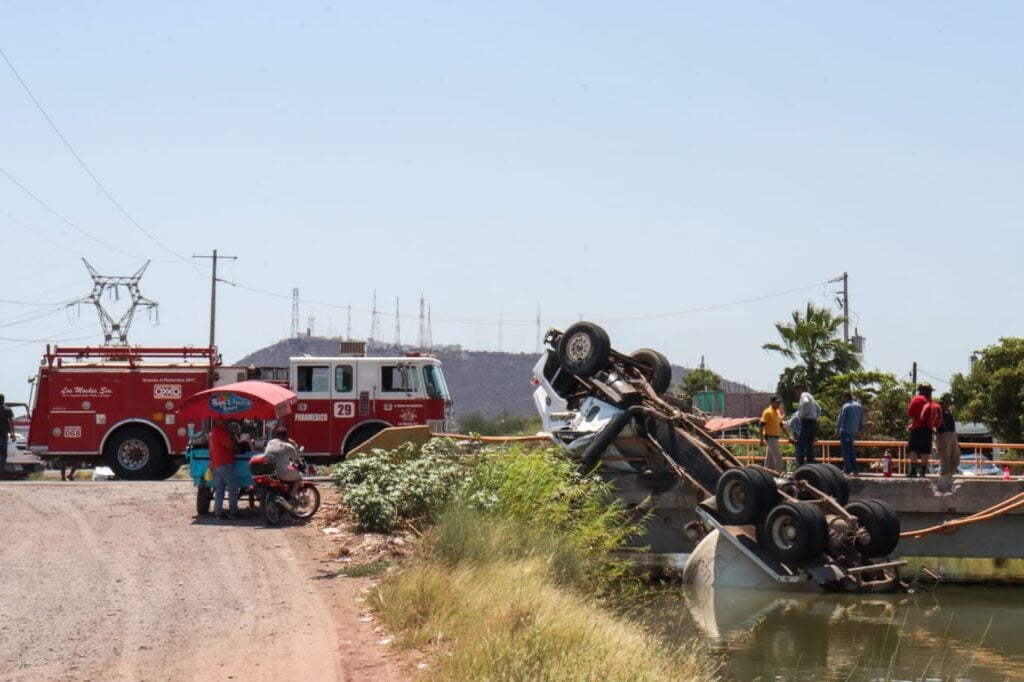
(432, 433, 552, 443)
(901, 491, 1024, 539)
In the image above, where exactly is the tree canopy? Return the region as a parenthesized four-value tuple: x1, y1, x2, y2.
(951, 338, 1024, 443)
(816, 371, 913, 440)
(677, 367, 723, 411)
(762, 302, 862, 407)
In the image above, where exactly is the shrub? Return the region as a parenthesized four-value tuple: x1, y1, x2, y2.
(329, 438, 471, 532)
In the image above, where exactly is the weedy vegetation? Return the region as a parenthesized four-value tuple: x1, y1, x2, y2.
(330, 439, 717, 681)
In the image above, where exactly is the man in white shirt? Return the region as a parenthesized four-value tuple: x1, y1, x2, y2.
(793, 383, 820, 466)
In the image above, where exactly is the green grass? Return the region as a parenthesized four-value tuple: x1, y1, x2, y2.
(342, 560, 393, 578)
(363, 445, 716, 680)
(374, 511, 716, 681)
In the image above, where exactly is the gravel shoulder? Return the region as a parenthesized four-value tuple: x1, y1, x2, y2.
(0, 480, 411, 681)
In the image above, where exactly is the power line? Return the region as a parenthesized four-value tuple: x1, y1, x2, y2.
(0, 164, 167, 262)
(234, 279, 833, 328)
(0, 45, 189, 263)
(0, 297, 74, 306)
(0, 323, 101, 353)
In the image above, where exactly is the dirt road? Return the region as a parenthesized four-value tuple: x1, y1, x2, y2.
(0, 480, 408, 681)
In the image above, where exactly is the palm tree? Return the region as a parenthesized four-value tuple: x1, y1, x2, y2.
(763, 303, 861, 403)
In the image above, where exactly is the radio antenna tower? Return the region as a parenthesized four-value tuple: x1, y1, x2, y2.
(536, 302, 541, 353)
(426, 306, 433, 350)
(69, 258, 158, 345)
(393, 297, 401, 347)
(417, 294, 427, 348)
(369, 290, 381, 343)
(291, 288, 300, 337)
(346, 305, 352, 340)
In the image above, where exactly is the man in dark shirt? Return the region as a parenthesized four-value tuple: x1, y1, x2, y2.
(935, 393, 961, 479)
(0, 394, 14, 476)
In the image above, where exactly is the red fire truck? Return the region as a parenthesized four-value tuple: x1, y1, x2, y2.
(27, 345, 455, 480)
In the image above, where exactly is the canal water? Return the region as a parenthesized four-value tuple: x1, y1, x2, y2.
(641, 584, 1024, 681)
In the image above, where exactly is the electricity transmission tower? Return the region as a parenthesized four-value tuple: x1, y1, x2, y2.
(393, 297, 401, 347)
(369, 291, 381, 343)
(69, 258, 159, 345)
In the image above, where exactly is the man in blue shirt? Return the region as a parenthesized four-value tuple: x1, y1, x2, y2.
(835, 392, 864, 475)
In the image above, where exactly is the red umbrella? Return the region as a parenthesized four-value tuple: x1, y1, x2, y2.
(176, 380, 297, 421)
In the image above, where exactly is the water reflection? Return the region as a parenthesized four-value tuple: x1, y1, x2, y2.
(642, 585, 1024, 681)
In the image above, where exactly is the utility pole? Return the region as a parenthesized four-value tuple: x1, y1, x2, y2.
(193, 250, 237, 350)
(912, 361, 918, 385)
(829, 272, 850, 342)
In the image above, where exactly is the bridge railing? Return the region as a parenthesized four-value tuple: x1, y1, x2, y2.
(718, 438, 1024, 474)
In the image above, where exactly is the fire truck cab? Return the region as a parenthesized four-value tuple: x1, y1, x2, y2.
(27, 345, 454, 480)
(282, 354, 453, 457)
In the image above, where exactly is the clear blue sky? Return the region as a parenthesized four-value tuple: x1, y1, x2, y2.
(2, 2, 1022, 403)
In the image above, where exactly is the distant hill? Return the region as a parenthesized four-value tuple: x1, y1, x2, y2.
(235, 337, 752, 419)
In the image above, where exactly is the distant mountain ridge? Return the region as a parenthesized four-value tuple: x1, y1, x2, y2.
(236, 337, 752, 419)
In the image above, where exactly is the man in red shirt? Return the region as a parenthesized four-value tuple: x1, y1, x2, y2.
(906, 383, 934, 478)
(210, 417, 240, 519)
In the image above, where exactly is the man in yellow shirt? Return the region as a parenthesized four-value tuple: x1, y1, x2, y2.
(759, 396, 787, 471)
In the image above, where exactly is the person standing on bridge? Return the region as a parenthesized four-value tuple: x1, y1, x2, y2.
(835, 393, 864, 475)
(0, 394, 13, 476)
(209, 417, 240, 519)
(793, 383, 820, 466)
(759, 396, 787, 471)
(936, 393, 961, 479)
(906, 383, 934, 478)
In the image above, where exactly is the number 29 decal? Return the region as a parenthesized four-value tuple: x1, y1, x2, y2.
(333, 401, 355, 419)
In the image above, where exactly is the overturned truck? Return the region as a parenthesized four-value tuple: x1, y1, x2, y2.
(533, 322, 906, 593)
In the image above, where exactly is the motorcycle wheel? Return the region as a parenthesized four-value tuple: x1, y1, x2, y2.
(290, 484, 321, 520)
(262, 492, 283, 526)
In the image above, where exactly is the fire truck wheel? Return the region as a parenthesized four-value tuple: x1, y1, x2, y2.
(715, 467, 772, 525)
(557, 322, 611, 377)
(196, 487, 212, 516)
(161, 458, 182, 480)
(343, 424, 387, 457)
(629, 349, 672, 395)
(103, 426, 167, 480)
(761, 502, 827, 564)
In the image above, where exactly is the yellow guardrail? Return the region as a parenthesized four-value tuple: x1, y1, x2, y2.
(718, 438, 1024, 474)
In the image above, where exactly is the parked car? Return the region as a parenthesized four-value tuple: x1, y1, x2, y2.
(930, 453, 1002, 477)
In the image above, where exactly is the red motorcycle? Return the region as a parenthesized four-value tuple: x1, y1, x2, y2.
(249, 454, 321, 525)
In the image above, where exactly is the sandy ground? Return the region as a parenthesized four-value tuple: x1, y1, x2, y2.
(0, 480, 414, 681)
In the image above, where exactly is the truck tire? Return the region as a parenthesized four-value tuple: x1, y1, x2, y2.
(761, 502, 827, 564)
(794, 463, 848, 504)
(557, 322, 611, 377)
(343, 423, 388, 457)
(847, 499, 900, 557)
(103, 425, 167, 481)
(715, 467, 772, 526)
(630, 349, 672, 395)
(160, 458, 182, 480)
(196, 487, 212, 516)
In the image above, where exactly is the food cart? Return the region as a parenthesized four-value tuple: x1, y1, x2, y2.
(176, 380, 298, 515)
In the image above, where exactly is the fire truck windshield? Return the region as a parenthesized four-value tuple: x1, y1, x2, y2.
(423, 364, 450, 400)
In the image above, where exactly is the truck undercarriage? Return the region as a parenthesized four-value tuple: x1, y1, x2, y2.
(534, 322, 906, 592)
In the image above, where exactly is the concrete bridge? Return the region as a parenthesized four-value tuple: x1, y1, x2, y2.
(610, 472, 1024, 582)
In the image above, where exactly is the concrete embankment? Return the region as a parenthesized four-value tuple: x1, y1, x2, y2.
(609, 472, 1024, 582)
